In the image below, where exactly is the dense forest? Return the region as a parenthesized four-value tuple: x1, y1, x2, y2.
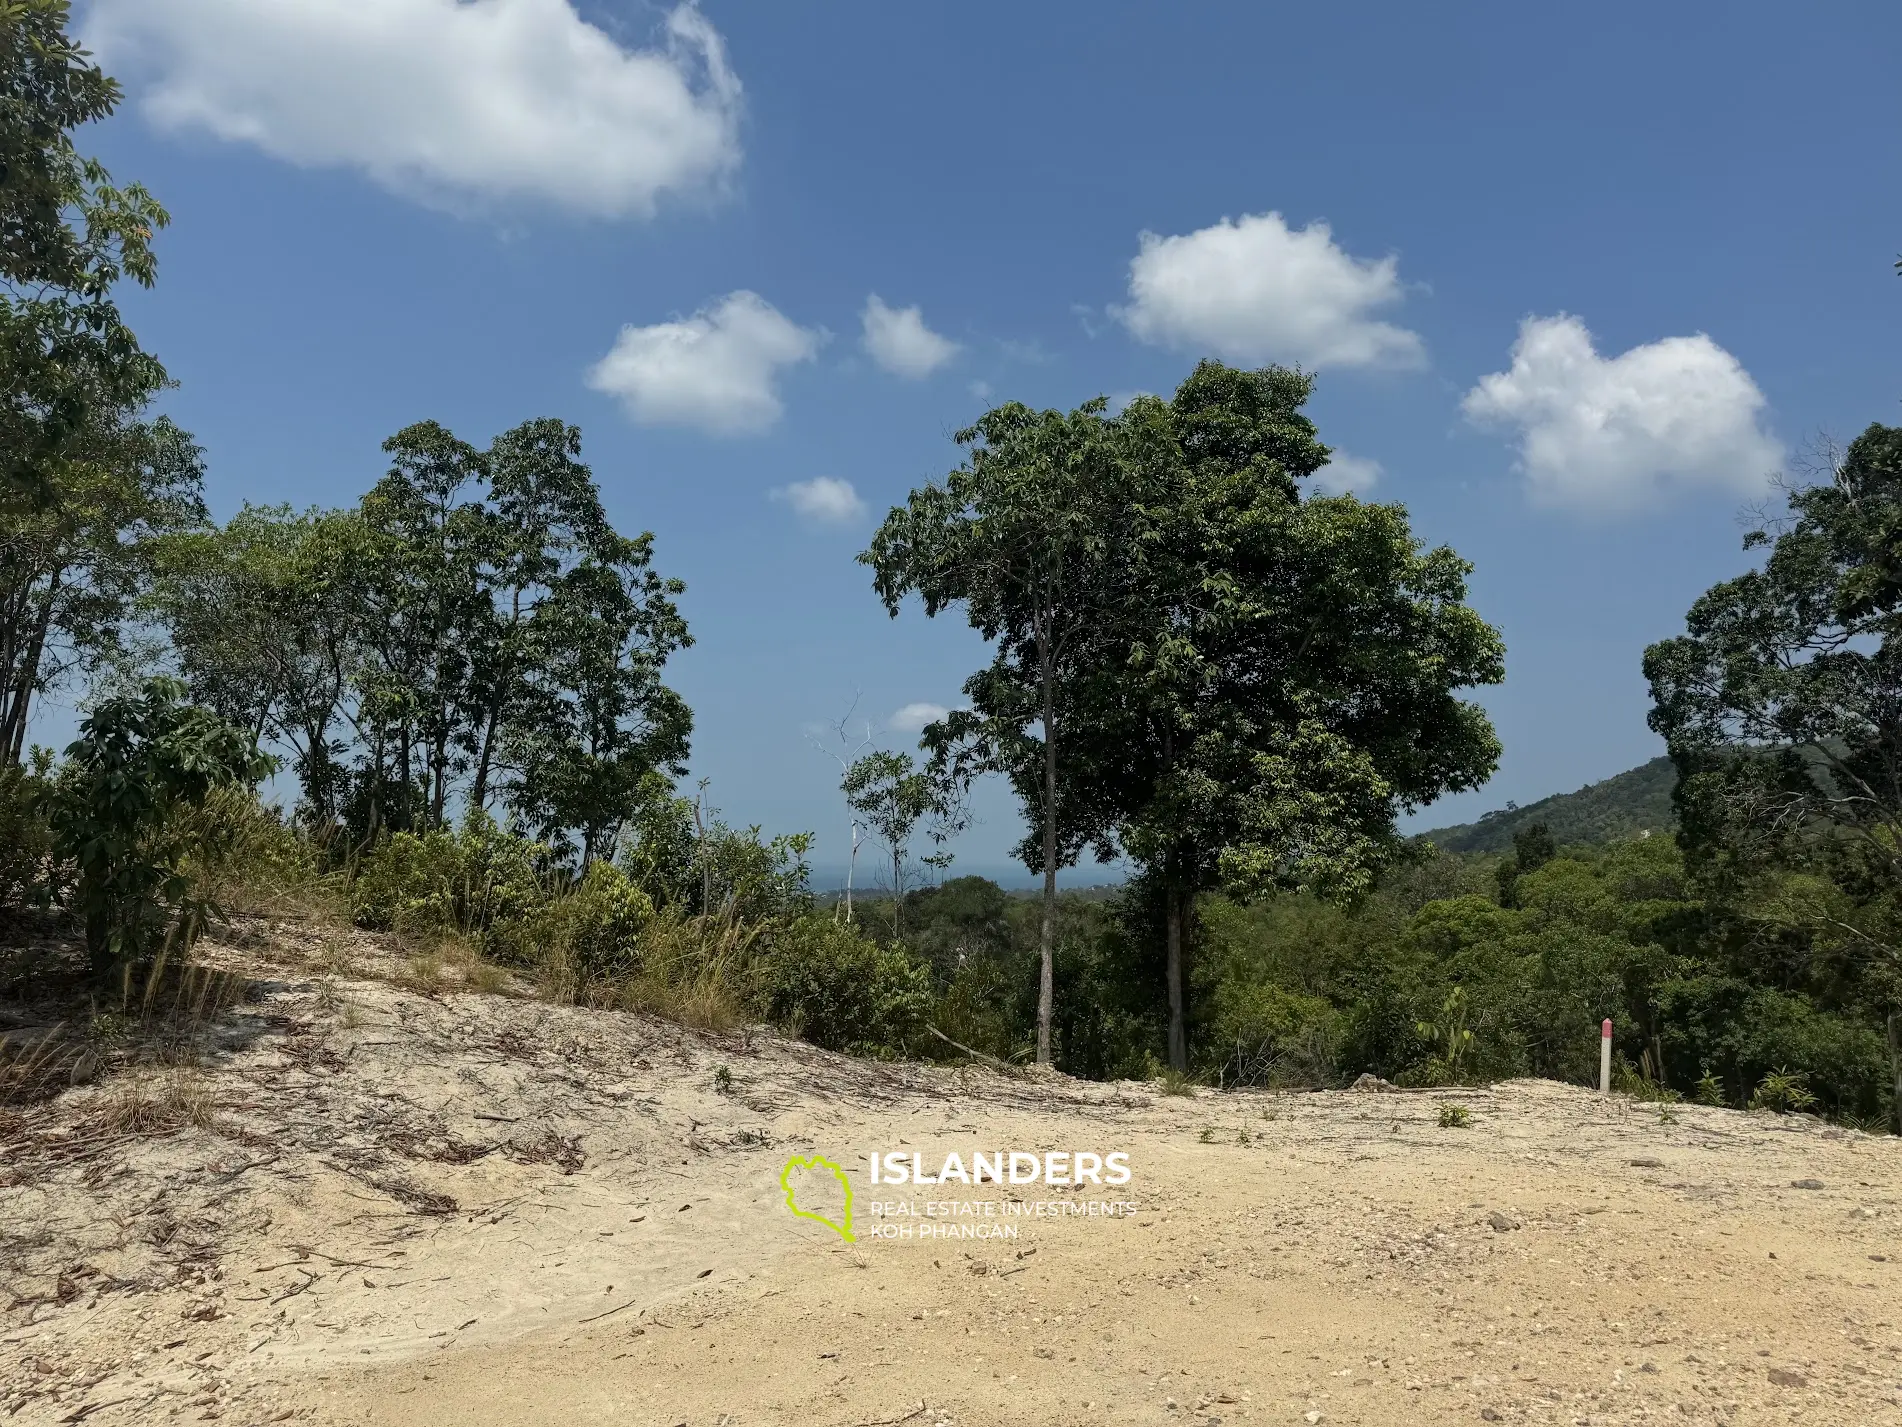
(4, 3, 1901, 1135)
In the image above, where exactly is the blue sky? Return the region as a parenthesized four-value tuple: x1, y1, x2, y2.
(65, 0, 1902, 883)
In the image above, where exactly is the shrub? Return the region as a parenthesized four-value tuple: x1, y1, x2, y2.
(1205, 978, 1340, 1088)
(41, 677, 269, 988)
(350, 813, 549, 947)
(1438, 1103, 1471, 1128)
(1749, 1067, 1819, 1114)
(0, 759, 52, 911)
(525, 861, 653, 982)
(754, 915, 932, 1057)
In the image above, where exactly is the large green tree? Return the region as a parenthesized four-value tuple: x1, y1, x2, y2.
(1082, 363, 1505, 1068)
(861, 397, 1141, 1064)
(145, 504, 363, 827)
(1, 1, 169, 502)
(1645, 422, 1902, 1128)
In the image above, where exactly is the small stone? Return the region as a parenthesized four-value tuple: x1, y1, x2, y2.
(1481, 1411, 1503, 1422)
(1629, 1157, 1664, 1168)
(1487, 1211, 1522, 1233)
(1768, 1368, 1807, 1387)
(1791, 1178, 1825, 1190)
(1304, 1413, 1324, 1425)
(1872, 1254, 1889, 1263)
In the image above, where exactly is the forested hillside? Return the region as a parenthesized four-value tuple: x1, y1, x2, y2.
(1419, 756, 1677, 854)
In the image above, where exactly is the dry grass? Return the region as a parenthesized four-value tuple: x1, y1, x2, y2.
(94, 1066, 215, 1134)
(607, 969, 744, 1033)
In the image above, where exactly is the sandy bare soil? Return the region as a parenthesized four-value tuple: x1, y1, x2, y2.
(4, 918, 1902, 1426)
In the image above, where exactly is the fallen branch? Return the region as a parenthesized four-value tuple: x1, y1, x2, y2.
(846, 1403, 926, 1427)
(577, 1298, 641, 1324)
(927, 1027, 1024, 1079)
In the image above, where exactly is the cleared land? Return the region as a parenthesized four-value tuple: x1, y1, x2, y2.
(3, 919, 1900, 1426)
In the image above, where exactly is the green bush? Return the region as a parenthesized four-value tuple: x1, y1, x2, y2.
(525, 860, 653, 981)
(42, 677, 269, 986)
(350, 812, 548, 946)
(0, 760, 52, 910)
(1204, 977, 1340, 1088)
(755, 915, 933, 1057)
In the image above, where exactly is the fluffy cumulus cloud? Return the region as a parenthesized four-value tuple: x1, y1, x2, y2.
(888, 702, 950, 734)
(588, 292, 821, 436)
(861, 296, 959, 378)
(1116, 212, 1424, 369)
(83, 0, 742, 217)
(773, 477, 866, 526)
(1313, 451, 1382, 495)
(1462, 315, 1782, 513)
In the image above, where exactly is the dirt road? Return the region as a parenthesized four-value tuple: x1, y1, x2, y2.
(4, 928, 1900, 1425)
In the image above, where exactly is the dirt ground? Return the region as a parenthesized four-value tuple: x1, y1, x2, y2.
(4, 918, 1901, 1426)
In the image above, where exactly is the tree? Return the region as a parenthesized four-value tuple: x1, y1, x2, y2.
(1, 1, 170, 502)
(42, 676, 267, 988)
(840, 749, 963, 934)
(862, 397, 1137, 1064)
(1075, 363, 1505, 1069)
(506, 548, 692, 863)
(1645, 422, 1902, 1129)
(1, 414, 204, 764)
(146, 505, 359, 828)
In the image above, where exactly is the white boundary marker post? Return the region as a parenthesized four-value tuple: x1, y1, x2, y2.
(1599, 1018, 1613, 1095)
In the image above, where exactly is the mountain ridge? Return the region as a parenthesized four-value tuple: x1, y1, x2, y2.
(1418, 755, 1678, 856)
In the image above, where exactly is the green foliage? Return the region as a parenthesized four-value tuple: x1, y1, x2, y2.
(841, 749, 963, 929)
(2, 416, 206, 766)
(0, 756, 51, 909)
(0, 0, 171, 503)
(754, 916, 934, 1058)
(1416, 986, 1478, 1082)
(349, 812, 550, 948)
(521, 859, 653, 982)
(1749, 1067, 1819, 1114)
(147, 419, 691, 860)
(41, 677, 267, 985)
(1694, 1067, 1724, 1105)
(1437, 1103, 1471, 1129)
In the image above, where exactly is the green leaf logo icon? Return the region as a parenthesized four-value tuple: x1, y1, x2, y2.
(780, 1154, 855, 1242)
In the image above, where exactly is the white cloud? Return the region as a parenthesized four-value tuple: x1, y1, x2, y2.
(588, 291, 821, 435)
(1313, 452, 1382, 495)
(1116, 211, 1424, 369)
(861, 296, 959, 378)
(888, 702, 950, 734)
(84, 0, 742, 218)
(773, 477, 866, 526)
(1462, 314, 1782, 512)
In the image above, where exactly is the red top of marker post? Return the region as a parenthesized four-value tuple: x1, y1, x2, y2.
(1601, 1018, 1613, 1038)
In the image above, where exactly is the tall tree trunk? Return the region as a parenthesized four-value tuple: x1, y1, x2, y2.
(470, 699, 501, 813)
(397, 725, 413, 832)
(1036, 614, 1057, 1067)
(892, 845, 903, 936)
(2, 571, 59, 764)
(429, 732, 450, 829)
(1165, 878, 1188, 1072)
